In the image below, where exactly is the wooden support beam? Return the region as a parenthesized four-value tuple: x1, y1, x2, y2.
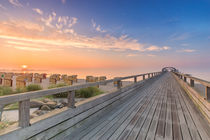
(117, 80, 122, 89)
(184, 77, 187, 82)
(134, 77, 137, 83)
(148, 74, 150, 78)
(190, 79, 194, 87)
(19, 99, 30, 128)
(205, 86, 210, 100)
(67, 91, 76, 108)
(143, 75, 145, 80)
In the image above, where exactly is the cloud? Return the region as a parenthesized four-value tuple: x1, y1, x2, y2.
(91, 19, 106, 33)
(41, 12, 56, 28)
(63, 29, 75, 34)
(8, 0, 22, 7)
(33, 8, 43, 15)
(68, 17, 78, 28)
(145, 45, 170, 51)
(40, 12, 77, 35)
(0, 16, 170, 53)
(126, 54, 137, 57)
(177, 49, 196, 53)
(13, 46, 48, 51)
(0, 4, 7, 10)
(1, 19, 44, 32)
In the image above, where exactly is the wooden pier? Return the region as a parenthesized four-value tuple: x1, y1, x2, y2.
(0, 69, 209, 140)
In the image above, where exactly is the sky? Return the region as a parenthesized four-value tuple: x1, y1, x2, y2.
(0, 0, 209, 79)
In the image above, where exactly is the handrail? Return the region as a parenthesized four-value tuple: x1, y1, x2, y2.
(0, 71, 161, 128)
(173, 72, 210, 100)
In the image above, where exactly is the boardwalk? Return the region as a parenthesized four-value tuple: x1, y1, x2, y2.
(64, 72, 210, 140)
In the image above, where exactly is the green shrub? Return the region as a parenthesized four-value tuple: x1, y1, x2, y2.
(15, 87, 27, 93)
(26, 84, 42, 92)
(48, 83, 68, 98)
(76, 86, 103, 98)
(0, 86, 14, 96)
(48, 83, 68, 89)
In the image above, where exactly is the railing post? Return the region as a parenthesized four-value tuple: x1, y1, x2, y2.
(134, 76, 137, 83)
(143, 75, 145, 80)
(184, 77, 187, 82)
(117, 80, 122, 89)
(190, 79, 194, 87)
(19, 99, 30, 128)
(67, 90, 76, 108)
(0, 105, 4, 122)
(205, 86, 210, 100)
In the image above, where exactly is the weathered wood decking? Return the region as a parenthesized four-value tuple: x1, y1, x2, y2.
(64, 72, 210, 140)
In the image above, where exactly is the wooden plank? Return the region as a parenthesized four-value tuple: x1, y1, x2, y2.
(146, 80, 167, 140)
(28, 83, 145, 140)
(175, 85, 201, 140)
(132, 77, 166, 139)
(31, 76, 161, 140)
(126, 84, 163, 140)
(106, 83, 158, 140)
(176, 81, 209, 140)
(172, 78, 192, 140)
(75, 86, 149, 140)
(99, 79, 163, 140)
(108, 81, 162, 140)
(164, 84, 173, 140)
(155, 87, 168, 139)
(0, 81, 145, 139)
(58, 85, 147, 140)
(171, 89, 182, 140)
(123, 83, 163, 140)
(81, 83, 155, 140)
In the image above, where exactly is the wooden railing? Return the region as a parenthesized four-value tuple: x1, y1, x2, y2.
(174, 72, 210, 100)
(0, 71, 161, 128)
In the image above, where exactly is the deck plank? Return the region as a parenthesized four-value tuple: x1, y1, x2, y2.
(115, 84, 161, 140)
(62, 72, 210, 140)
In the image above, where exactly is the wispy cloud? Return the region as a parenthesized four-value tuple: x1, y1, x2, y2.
(1, 19, 44, 32)
(8, 0, 22, 7)
(147, 54, 156, 57)
(0, 9, 170, 54)
(33, 8, 43, 15)
(177, 49, 196, 53)
(126, 54, 137, 57)
(145, 46, 170, 51)
(0, 4, 7, 10)
(41, 12, 56, 28)
(91, 19, 106, 33)
(13, 46, 48, 51)
(40, 11, 77, 35)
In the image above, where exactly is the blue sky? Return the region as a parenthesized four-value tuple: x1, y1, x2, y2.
(0, 0, 209, 79)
